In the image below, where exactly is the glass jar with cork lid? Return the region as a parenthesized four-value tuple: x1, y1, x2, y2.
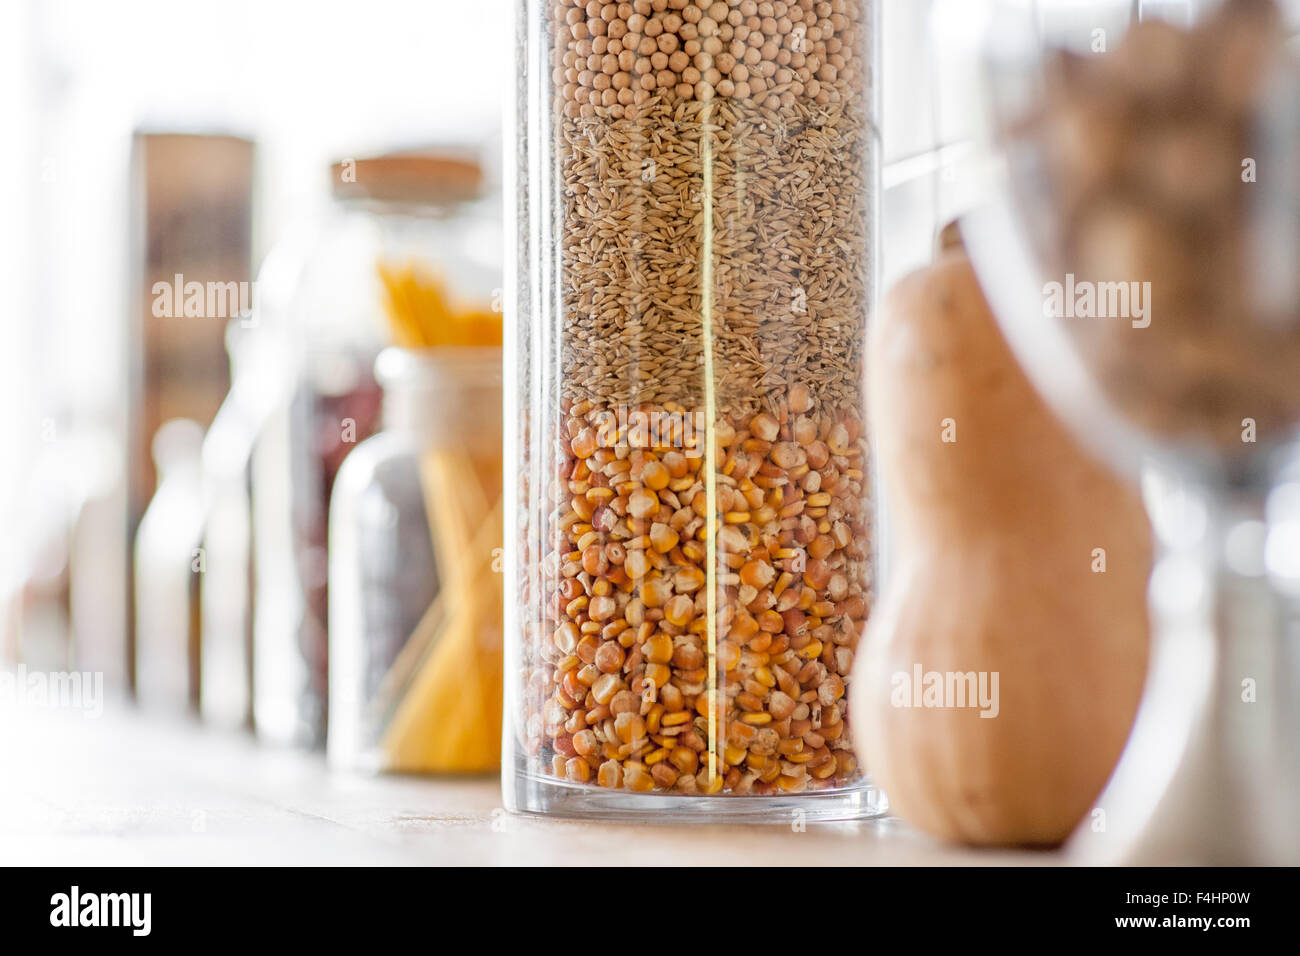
(506, 0, 882, 819)
(252, 149, 500, 748)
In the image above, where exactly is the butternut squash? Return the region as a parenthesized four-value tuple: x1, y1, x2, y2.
(852, 247, 1151, 846)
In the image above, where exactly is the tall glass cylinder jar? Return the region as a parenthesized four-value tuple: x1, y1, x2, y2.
(506, 0, 881, 819)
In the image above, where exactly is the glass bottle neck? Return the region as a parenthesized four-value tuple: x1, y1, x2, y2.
(376, 347, 502, 454)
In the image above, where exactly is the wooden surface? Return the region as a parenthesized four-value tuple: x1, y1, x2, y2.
(0, 705, 1054, 866)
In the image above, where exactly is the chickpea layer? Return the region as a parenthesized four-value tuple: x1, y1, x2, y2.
(553, 0, 865, 118)
(524, 387, 871, 795)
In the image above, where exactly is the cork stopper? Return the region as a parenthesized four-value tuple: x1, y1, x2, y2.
(330, 150, 483, 206)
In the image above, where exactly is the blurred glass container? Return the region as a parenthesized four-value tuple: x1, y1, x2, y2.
(967, 0, 1300, 864)
(253, 149, 500, 748)
(134, 418, 206, 713)
(67, 426, 130, 691)
(14, 425, 122, 676)
(199, 320, 277, 730)
(10, 445, 73, 672)
(328, 346, 503, 773)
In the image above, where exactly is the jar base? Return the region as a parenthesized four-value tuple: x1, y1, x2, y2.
(506, 763, 889, 823)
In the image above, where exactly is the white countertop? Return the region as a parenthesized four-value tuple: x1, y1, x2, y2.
(0, 706, 1053, 866)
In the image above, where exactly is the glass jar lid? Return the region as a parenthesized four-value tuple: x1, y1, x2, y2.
(330, 150, 484, 210)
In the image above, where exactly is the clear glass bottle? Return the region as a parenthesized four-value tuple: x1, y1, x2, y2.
(506, 0, 882, 819)
(253, 150, 500, 748)
(134, 418, 206, 714)
(328, 347, 504, 773)
(199, 319, 273, 730)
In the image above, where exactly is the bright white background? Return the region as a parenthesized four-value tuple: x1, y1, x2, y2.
(4, 0, 1297, 628)
(0, 0, 510, 607)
